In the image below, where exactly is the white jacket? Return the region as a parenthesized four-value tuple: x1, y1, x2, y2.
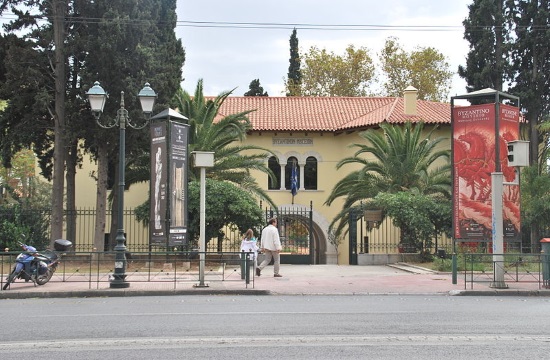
(260, 224, 282, 251)
(240, 238, 259, 255)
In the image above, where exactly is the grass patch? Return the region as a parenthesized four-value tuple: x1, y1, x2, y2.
(409, 253, 542, 273)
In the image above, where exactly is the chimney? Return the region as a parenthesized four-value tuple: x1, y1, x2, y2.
(403, 86, 418, 115)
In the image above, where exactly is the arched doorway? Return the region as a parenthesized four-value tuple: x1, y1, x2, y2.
(262, 203, 330, 265)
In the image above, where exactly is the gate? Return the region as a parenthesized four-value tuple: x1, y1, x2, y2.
(349, 209, 360, 265)
(263, 204, 315, 265)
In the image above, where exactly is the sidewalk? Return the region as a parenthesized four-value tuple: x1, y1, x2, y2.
(1, 264, 549, 299)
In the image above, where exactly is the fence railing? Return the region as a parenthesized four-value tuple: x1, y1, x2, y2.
(353, 215, 454, 255)
(0, 251, 254, 291)
(0, 207, 245, 253)
(461, 253, 548, 290)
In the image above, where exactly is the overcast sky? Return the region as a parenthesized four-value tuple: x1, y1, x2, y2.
(176, 0, 472, 101)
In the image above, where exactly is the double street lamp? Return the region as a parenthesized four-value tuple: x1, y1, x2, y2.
(86, 81, 157, 288)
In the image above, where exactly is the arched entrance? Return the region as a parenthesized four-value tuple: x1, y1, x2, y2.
(263, 203, 331, 264)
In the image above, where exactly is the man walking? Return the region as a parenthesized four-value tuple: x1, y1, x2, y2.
(257, 218, 283, 277)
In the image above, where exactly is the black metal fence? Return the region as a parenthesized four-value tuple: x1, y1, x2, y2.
(0, 250, 254, 290)
(461, 253, 548, 290)
(0, 207, 245, 253)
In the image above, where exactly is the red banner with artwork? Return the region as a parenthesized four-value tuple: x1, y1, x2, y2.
(452, 103, 520, 240)
(499, 104, 521, 239)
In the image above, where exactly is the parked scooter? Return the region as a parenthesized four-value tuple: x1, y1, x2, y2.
(2, 239, 72, 290)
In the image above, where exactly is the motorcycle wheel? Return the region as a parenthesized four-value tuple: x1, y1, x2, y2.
(35, 268, 53, 285)
(3, 270, 16, 290)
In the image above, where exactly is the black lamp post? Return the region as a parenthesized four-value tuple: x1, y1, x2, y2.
(86, 81, 157, 288)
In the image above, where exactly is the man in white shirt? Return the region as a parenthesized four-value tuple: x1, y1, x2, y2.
(257, 218, 283, 277)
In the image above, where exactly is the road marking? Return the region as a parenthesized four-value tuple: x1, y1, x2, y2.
(2, 335, 550, 351)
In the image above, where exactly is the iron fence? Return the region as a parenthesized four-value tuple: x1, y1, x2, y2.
(353, 215, 454, 254)
(461, 253, 547, 290)
(0, 207, 246, 253)
(0, 251, 254, 290)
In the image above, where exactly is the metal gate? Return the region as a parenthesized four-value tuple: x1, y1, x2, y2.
(263, 204, 314, 265)
(349, 209, 360, 265)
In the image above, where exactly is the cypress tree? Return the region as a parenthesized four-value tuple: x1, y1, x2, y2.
(244, 79, 268, 96)
(458, 0, 508, 94)
(286, 28, 302, 96)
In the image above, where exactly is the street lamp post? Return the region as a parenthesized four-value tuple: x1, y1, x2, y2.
(86, 81, 157, 289)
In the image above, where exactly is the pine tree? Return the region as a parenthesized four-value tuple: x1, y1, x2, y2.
(244, 79, 268, 96)
(286, 28, 302, 96)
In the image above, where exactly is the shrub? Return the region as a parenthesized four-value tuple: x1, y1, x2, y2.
(0, 205, 50, 251)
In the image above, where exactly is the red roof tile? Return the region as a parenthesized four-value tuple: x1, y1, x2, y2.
(215, 96, 451, 132)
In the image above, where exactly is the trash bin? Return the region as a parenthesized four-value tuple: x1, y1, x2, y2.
(540, 238, 550, 289)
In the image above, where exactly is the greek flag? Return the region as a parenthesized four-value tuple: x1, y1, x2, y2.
(290, 162, 298, 196)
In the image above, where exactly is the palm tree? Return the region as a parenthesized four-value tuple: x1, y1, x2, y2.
(325, 121, 451, 237)
(133, 80, 277, 233)
(173, 79, 277, 208)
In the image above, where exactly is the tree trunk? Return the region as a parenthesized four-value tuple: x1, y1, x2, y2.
(94, 146, 109, 254)
(529, 47, 540, 166)
(50, 0, 67, 244)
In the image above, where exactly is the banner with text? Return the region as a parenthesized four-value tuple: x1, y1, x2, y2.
(150, 122, 168, 245)
(168, 121, 189, 246)
(452, 103, 520, 241)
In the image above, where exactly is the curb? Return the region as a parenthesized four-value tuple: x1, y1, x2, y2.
(449, 289, 550, 296)
(4, 289, 550, 299)
(0, 289, 272, 300)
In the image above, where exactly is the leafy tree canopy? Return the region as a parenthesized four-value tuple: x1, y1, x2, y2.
(371, 191, 451, 253)
(379, 37, 453, 102)
(186, 179, 264, 245)
(174, 80, 277, 208)
(297, 45, 375, 97)
(519, 166, 550, 250)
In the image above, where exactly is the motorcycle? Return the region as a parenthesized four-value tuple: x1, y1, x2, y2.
(2, 239, 72, 290)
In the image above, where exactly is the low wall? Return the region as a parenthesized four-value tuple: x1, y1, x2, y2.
(357, 253, 422, 265)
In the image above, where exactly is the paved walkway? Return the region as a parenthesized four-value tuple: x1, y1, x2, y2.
(1, 264, 549, 299)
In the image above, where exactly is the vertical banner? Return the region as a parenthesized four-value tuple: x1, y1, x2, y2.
(499, 104, 520, 240)
(168, 121, 189, 246)
(452, 103, 520, 240)
(150, 122, 168, 245)
(453, 104, 495, 239)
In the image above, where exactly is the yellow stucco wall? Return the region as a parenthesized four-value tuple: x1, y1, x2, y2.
(70, 124, 451, 264)
(75, 155, 149, 209)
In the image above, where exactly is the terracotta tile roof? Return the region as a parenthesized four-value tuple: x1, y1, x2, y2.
(215, 96, 451, 132)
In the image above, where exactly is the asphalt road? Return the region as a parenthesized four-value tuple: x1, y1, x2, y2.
(1, 295, 549, 359)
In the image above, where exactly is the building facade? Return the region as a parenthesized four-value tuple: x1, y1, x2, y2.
(74, 87, 452, 264)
